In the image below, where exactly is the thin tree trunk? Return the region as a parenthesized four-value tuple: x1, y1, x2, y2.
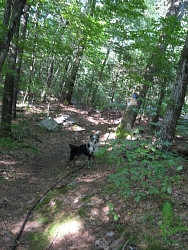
(12, 4, 30, 118)
(86, 71, 95, 104)
(151, 79, 166, 131)
(64, 42, 85, 104)
(160, 31, 188, 145)
(91, 46, 110, 104)
(11, 16, 21, 119)
(41, 56, 56, 102)
(58, 59, 70, 103)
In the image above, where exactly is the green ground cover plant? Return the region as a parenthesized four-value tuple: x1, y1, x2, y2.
(97, 139, 184, 202)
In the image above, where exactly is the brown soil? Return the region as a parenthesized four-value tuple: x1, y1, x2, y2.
(0, 103, 188, 250)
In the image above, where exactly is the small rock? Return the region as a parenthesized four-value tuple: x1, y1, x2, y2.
(106, 231, 115, 237)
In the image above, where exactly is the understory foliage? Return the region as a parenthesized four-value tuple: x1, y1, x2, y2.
(96, 138, 187, 247)
(97, 139, 184, 201)
(160, 202, 187, 239)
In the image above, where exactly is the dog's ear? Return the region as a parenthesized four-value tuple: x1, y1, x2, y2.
(96, 131, 101, 137)
(69, 144, 75, 149)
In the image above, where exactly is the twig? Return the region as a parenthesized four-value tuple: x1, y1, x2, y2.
(0, 197, 11, 203)
(104, 131, 111, 146)
(45, 232, 59, 250)
(32, 135, 43, 143)
(11, 161, 88, 250)
(0, 169, 13, 172)
(122, 238, 130, 250)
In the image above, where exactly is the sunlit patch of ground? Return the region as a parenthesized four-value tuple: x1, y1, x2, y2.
(48, 219, 82, 239)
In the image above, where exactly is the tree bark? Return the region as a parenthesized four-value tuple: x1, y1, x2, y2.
(120, 97, 138, 130)
(160, 31, 188, 144)
(0, 0, 26, 137)
(1, 42, 17, 137)
(12, 4, 30, 118)
(151, 78, 166, 130)
(0, 0, 27, 71)
(64, 42, 85, 104)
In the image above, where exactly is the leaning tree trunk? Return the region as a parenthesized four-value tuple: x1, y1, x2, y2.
(160, 30, 188, 145)
(64, 42, 85, 104)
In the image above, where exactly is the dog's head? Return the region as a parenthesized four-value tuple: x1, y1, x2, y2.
(69, 144, 77, 149)
(90, 131, 101, 144)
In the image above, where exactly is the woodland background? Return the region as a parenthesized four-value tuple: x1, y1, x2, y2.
(0, 0, 188, 141)
(1, 1, 188, 250)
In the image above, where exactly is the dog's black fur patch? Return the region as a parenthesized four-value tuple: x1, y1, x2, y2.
(69, 143, 94, 166)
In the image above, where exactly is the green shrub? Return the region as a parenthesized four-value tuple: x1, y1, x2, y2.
(100, 139, 184, 202)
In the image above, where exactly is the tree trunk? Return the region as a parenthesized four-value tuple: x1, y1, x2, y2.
(0, 1, 26, 137)
(64, 43, 85, 104)
(151, 79, 166, 131)
(91, 46, 110, 104)
(12, 4, 30, 118)
(160, 30, 188, 145)
(0, 0, 27, 71)
(120, 96, 138, 132)
(41, 56, 56, 102)
(58, 59, 70, 103)
(1, 42, 17, 137)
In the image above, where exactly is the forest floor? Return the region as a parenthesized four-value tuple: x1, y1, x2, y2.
(0, 103, 188, 250)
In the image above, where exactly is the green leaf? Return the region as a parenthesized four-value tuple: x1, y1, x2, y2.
(167, 187, 172, 194)
(106, 202, 113, 211)
(114, 214, 120, 221)
(135, 195, 141, 202)
(176, 166, 183, 171)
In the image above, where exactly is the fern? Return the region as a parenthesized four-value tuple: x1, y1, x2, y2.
(162, 202, 173, 226)
(160, 202, 187, 237)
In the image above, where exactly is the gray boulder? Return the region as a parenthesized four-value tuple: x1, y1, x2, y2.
(37, 118, 58, 131)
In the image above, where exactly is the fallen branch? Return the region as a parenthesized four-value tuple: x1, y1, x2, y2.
(32, 135, 43, 143)
(122, 238, 130, 250)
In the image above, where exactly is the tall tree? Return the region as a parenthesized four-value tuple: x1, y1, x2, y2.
(0, 0, 26, 138)
(91, 45, 111, 105)
(12, 4, 30, 118)
(64, 40, 85, 104)
(160, 30, 188, 145)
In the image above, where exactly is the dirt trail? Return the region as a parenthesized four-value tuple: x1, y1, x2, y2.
(0, 104, 118, 249)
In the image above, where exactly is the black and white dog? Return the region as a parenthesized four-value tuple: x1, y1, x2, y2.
(69, 131, 101, 166)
